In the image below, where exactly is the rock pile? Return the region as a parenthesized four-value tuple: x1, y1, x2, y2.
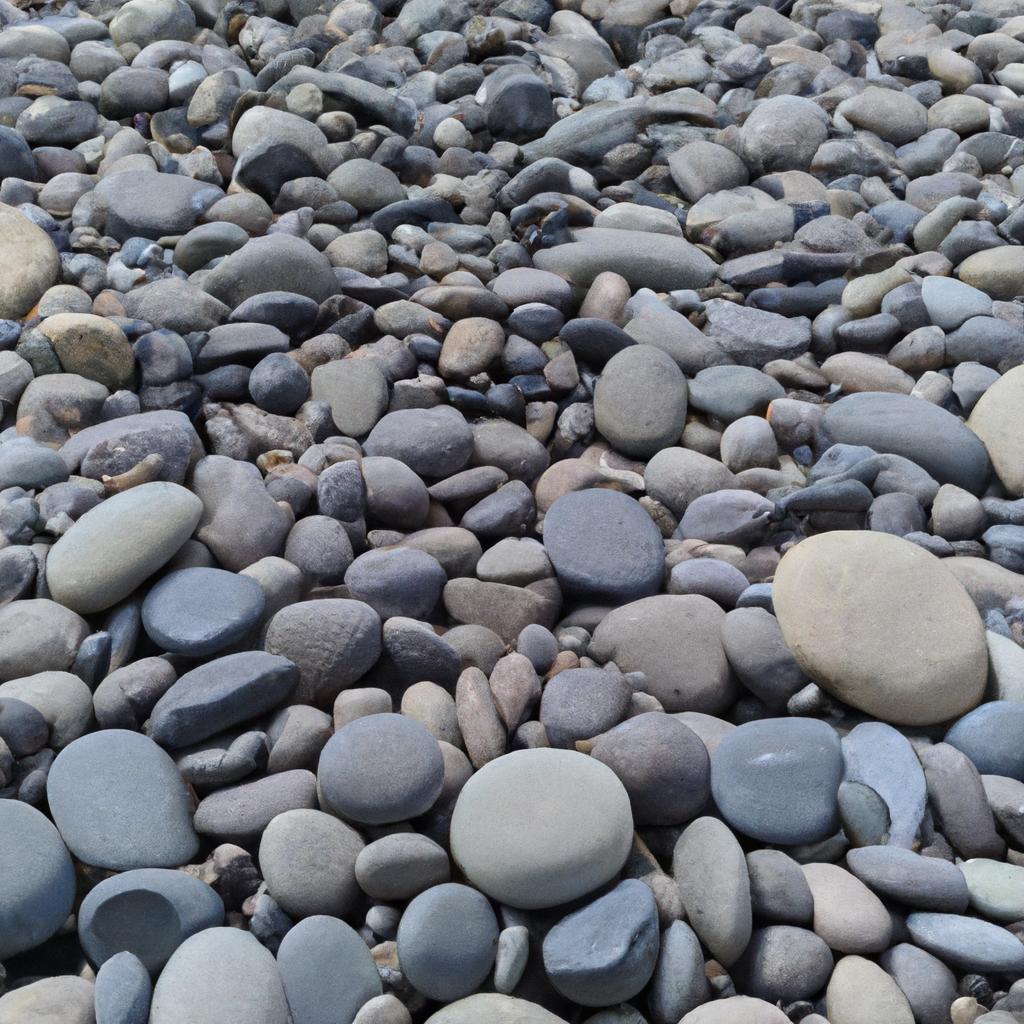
(2, 0, 1024, 1021)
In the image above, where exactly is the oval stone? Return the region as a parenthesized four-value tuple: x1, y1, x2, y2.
(905, 912, 1024, 972)
(277, 916, 381, 1024)
(773, 531, 987, 725)
(318, 713, 444, 825)
(149, 927, 291, 1024)
(711, 718, 843, 844)
(543, 489, 664, 603)
(47, 729, 199, 870)
(46, 482, 203, 615)
(450, 748, 634, 909)
(968, 364, 1024, 496)
(0, 800, 75, 959)
(142, 567, 266, 656)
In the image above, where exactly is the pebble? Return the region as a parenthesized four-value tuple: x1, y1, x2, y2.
(450, 748, 633, 909)
(149, 927, 290, 1024)
(396, 882, 499, 1001)
(711, 718, 843, 844)
(773, 531, 987, 724)
(542, 879, 659, 1006)
(47, 729, 199, 870)
(1, 0, 1024, 1016)
(277, 915, 381, 1024)
(318, 713, 444, 824)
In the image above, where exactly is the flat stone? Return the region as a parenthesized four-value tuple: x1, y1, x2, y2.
(318, 713, 444, 824)
(355, 833, 450, 901)
(193, 770, 317, 844)
(823, 392, 990, 493)
(711, 718, 843, 844)
(773, 531, 987, 725)
(0, 977, 95, 1024)
(277, 915, 381, 1024)
(95, 171, 223, 242)
(533, 228, 717, 292)
(149, 651, 297, 749)
(46, 482, 203, 615)
(0, 800, 75, 959)
(905, 912, 1024, 973)
(542, 879, 659, 1006)
(311, 359, 389, 438)
(142, 567, 266, 657)
(47, 729, 199, 870)
(845, 845, 970, 912)
(672, 816, 751, 967)
(149, 927, 291, 1024)
(450, 748, 634, 909)
(960, 858, 1024, 923)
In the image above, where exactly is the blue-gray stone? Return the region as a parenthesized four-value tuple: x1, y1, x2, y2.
(0, 436, 69, 489)
(277, 915, 381, 1024)
(906, 912, 1024, 973)
(841, 721, 927, 848)
(543, 879, 659, 1007)
(318, 712, 444, 825)
(148, 651, 297, 749)
(0, 800, 75, 959)
(543, 488, 664, 603)
(141, 567, 266, 656)
(344, 548, 447, 621)
(78, 868, 225, 973)
(397, 883, 499, 1002)
(47, 729, 199, 870)
(711, 718, 843, 844)
(945, 701, 1024, 781)
(822, 392, 991, 494)
(95, 952, 152, 1024)
(846, 846, 970, 912)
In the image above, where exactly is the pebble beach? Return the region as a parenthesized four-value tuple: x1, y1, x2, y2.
(2, 0, 1024, 1021)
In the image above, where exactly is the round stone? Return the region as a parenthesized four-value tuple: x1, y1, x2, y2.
(543, 488, 664, 603)
(46, 481, 204, 615)
(142, 567, 266, 656)
(945, 701, 1024, 780)
(960, 858, 1024, 923)
(344, 548, 447, 621)
(731, 926, 834, 1004)
(0, 599, 89, 682)
(539, 667, 632, 749)
(0, 800, 75, 959)
(318, 713, 445, 825)
(78, 867, 225, 972)
(590, 711, 710, 826)
(773, 531, 987, 725)
(826, 955, 914, 1024)
(149, 927, 291, 1024)
(710, 718, 843, 844)
(47, 729, 199, 870)
(277, 916, 381, 1024)
(968, 365, 1024, 497)
(542, 879, 659, 1006)
(355, 833, 451, 901)
(450, 748, 634, 910)
(594, 346, 688, 459)
(258, 809, 364, 919)
(397, 883, 499, 1001)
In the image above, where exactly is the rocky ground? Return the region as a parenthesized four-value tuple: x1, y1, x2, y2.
(2, 0, 1024, 1021)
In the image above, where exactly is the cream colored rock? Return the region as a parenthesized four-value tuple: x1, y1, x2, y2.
(826, 956, 914, 1024)
(425, 995, 568, 1024)
(968, 365, 1024, 496)
(0, 204, 60, 319)
(680, 996, 790, 1024)
(773, 532, 987, 725)
(802, 862, 892, 954)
